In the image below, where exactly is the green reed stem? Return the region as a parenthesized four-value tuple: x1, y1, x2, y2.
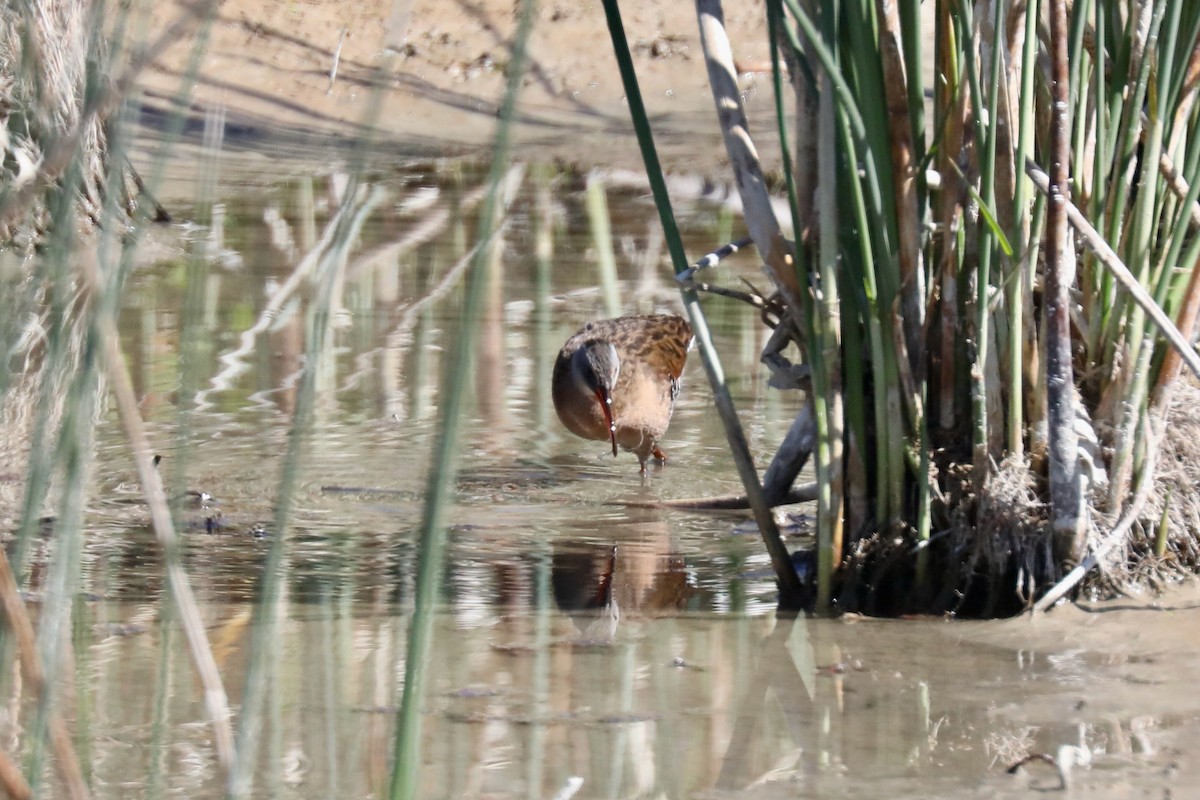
(145, 607, 176, 800)
(19, 151, 92, 799)
(1008, 0, 1041, 458)
(388, 3, 535, 798)
(230, 185, 386, 798)
(812, 0, 844, 613)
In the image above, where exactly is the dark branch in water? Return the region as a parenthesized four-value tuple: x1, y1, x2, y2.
(619, 482, 818, 510)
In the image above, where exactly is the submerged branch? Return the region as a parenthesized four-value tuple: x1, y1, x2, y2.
(622, 482, 819, 510)
(762, 400, 817, 502)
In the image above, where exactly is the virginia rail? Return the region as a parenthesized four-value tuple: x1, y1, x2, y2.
(552, 314, 694, 473)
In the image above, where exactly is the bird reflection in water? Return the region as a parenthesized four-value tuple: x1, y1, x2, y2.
(551, 536, 696, 644)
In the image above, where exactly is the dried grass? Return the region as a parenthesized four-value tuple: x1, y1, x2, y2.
(1093, 376, 1200, 592)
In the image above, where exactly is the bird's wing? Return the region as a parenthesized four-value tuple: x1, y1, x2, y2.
(640, 316, 693, 381)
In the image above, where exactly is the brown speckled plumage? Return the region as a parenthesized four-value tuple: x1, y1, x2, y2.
(552, 314, 693, 473)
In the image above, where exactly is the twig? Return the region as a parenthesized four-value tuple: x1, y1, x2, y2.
(675, 236, 754, 283)
(691, 281, 766, 309)
(327, 27, 349, 94)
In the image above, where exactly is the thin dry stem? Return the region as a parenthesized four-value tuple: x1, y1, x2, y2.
(1027, 162, 1200, 382)
(875, 0, 926, 361)
(78, 252, 237, 777)
(0, 748, 31, 800)
(0, 547, 88, 800)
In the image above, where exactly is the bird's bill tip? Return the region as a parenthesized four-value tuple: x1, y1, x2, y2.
(593, 387, 618, 457)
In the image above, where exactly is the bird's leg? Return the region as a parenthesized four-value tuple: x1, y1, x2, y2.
(652, 446, 668, 464)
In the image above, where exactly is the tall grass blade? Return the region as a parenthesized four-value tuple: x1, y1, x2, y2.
(388, 3, 535, 797)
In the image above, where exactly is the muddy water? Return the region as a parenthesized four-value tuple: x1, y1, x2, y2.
(5, 159, 1200, 799)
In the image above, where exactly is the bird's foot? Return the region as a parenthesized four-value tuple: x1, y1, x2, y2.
(652, 446, 668, 465)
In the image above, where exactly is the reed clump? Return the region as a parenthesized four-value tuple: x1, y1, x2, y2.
(606, 0, 1200, 615)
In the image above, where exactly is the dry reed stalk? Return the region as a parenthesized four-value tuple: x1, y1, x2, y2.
(695, 0, 804, 315)
(0, 747, 31, 800)
(75, 251, 237, 778)
(778, 6, 817, 232)
(0, 548, 88, 800)
(934, 0, 967, 434)
(1027, 163, 1200, 381)
(1152, 248, 1200, 404)
(876, 0, 925, 363)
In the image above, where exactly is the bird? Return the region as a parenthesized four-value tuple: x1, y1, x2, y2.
(552, 314, 694, 474)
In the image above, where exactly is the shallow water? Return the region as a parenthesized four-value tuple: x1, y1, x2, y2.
(2, 156, 1198, 798)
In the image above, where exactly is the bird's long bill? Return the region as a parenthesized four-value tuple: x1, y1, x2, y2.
(594, 387, 618, 457)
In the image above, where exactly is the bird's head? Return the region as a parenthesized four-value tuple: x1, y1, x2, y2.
(577, 340, 621, 456)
